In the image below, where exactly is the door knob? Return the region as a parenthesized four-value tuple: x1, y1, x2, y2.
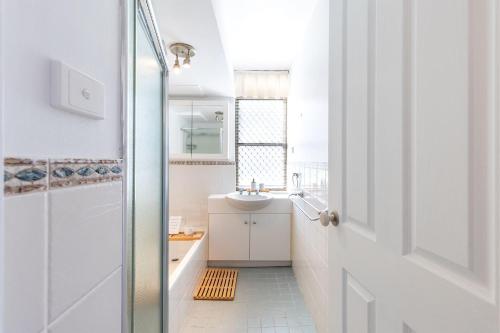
(320, 210, 339, 227)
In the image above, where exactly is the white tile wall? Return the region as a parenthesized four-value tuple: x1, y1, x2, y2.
(4, 193, 47, 333)
(288, 162, 328, 205)
(48, 269, 122, 333)
(169, 164, 236, 227)
(2, 182, 123, 333)
(287, 0, 329, 331)
(48, 182, 123, 320)
(292, 202, 328, 333)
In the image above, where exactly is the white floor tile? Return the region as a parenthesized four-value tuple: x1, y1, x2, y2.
(179, 267, 317, 333)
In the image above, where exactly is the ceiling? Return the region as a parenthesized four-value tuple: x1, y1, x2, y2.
(153, 0, 234, 97)
(153, 0, 318, 97)
(212, 0, 318, 70)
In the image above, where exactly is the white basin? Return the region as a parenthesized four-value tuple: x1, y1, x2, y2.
(225, 192, 273, 211)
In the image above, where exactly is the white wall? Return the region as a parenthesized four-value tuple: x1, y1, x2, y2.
(287, 0, 329, 332)
(2, 1, 123, 332)
(3, 0, 122, 159)
(169, 164, 236, 227)
(287, 0, 329, 166)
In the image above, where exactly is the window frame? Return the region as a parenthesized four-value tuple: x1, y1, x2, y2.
(235, 98, 288, 191)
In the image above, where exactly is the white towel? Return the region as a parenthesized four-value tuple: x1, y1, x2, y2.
(169, 216, 183, 235)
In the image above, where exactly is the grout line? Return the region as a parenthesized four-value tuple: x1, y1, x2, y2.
(47, 266, 122, 329)
(43, 192, 49, 333)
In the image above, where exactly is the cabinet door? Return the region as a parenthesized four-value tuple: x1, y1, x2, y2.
(209, 214, 249, 260)
(250, 214, 290, 261)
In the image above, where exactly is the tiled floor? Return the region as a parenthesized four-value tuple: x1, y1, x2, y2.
(180, 267, 317, 333)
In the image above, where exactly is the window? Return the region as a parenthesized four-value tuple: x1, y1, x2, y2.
(235, 99, 287, 190)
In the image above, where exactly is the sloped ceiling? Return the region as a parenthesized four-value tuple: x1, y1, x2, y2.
(153, 0, 234, 97)
(212, 0, 318, 70)
(153, 0, 318, 97)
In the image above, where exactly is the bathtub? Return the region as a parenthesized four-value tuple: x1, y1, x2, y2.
(168, 232, 208, 333)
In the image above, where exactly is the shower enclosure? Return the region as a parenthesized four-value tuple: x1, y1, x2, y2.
(124, 0, 169, 332)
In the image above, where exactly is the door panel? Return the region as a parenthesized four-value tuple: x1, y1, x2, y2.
(343, 271, 376, 333)
(408, 0, 470, 269)
(344, 0, 375, 237)
(328, 0, 499, 332)
(250, 214, 291, 261)
(404, 0, 494, 285)
(209, 214, 249, 260)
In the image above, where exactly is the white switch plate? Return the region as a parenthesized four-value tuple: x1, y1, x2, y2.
(50, 60, 105, 119)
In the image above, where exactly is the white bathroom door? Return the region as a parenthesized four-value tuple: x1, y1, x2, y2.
(327, 0, 500, 332)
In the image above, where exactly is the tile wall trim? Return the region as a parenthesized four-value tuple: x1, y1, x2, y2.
(4, 158, 48, 195)
(169, 160, 235, 166)
(4, 157, 123, 196)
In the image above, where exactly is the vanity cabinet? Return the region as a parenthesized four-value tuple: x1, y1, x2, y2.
(250, 214, 290, 261)
(209, 213, 290, 262)
(209, 214, 249, 260)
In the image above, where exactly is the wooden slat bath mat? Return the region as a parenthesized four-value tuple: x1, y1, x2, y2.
(193, 268, 238, 301)
(169, 231, 204, 241)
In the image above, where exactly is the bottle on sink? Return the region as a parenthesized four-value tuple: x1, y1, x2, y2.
(251, 178, 257, 192)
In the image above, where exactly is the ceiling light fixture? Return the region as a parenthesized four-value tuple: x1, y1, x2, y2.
(169, 43, 196, 74)
(183, 54, 191, 69)
(173, 53, 181, 74)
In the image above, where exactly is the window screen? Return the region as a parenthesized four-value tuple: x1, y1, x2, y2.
(236, 99, 287, 190)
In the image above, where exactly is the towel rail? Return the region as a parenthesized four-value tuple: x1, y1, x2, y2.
(289, 193, 323, 222)
(292, 200, 320, 221)
(290, 192, 340, 227)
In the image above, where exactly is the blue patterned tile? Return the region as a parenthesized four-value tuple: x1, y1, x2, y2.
(76, 166, 94, 177)
(4, 157, 123, 193)
(4, 171, 14, 182)
(52, 167, 75, 178)
(15, 168, 47, 182)
(110, 165, 122, 174)
(169, 160, 235, 165)
(4, 158, 48, 195)
(49, 159, 123, 189)
(94, 166, 110, 175)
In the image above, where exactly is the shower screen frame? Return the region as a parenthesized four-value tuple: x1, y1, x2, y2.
(123, 0, 169, 332)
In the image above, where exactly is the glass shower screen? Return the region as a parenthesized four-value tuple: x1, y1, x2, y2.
(131, 9, 167, 333)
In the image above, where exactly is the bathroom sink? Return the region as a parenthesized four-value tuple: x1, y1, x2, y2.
(225, 192, 273, 211)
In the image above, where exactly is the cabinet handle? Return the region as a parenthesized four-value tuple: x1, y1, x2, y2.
(244, 221, 248, 224)
(252, 221, 257, 224)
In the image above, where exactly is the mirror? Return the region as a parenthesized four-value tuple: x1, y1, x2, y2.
(169, 99, 230, 159)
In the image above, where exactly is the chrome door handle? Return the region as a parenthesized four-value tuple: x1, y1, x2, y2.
(320, 210, 339, 227)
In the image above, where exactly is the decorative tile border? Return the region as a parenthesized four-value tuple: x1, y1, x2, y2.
(169, 160, 235, 166)
(49, 159, 123, 189)
(4, 158, 48, 195)
(4, 157, 123, 195)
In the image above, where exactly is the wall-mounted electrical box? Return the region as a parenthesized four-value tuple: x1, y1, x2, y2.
(50, 60, 105, 119)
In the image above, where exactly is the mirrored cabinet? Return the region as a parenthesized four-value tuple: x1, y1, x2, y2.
(169, 99, 233, 160)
